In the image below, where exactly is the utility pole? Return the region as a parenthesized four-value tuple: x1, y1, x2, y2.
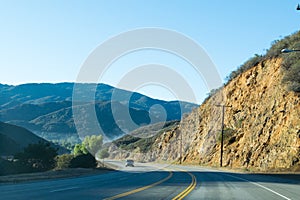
(215, 104, 231, 167)
(179, 129, 182, 164)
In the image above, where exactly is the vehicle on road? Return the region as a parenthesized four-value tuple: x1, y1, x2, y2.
(125, 159, 134, 167)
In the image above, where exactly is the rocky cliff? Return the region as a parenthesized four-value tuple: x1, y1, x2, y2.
(149, 58, 300, 171)
(110, 57, 300, 172)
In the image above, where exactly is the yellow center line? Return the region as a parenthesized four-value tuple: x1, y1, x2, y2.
(172, 168, 197, 200)
(103, 169, 173, 200)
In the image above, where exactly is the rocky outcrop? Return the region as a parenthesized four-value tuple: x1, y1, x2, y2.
(177, 58, 300, 171)
(109, 58, 300, 172)
(170, 58, 299, 171)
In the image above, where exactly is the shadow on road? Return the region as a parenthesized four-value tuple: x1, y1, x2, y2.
(115, 170, 300, 185)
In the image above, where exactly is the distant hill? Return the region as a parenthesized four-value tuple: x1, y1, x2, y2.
(0, 101, 72, 121)
(108, 120, 180, 159)
(25, 101, 155, 139)
(0, 83, 197, 142)
(0, 121, 50, 156)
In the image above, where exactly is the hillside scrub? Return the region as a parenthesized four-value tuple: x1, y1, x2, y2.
(55, 153, 97, 170)
(56, 138, 102, 170)
(14, 142, 58, 173)
(69, 153, 97, 168)
(112, 121, 179, 153)
(1, 141, 100, 175)
(0, 142, 58, 175)
(226, 30, 300, 93)
(55, 154, 74, 169)
(113, 134, 159, 153)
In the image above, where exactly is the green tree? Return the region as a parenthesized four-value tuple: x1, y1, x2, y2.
(70, 153, 97, 168)
(73, 143, 88, 156)
(82, 135, 103, 156)
(0, 158, 15, 175)
(14, 142, 58, 172)
(55, 154, 74, 169)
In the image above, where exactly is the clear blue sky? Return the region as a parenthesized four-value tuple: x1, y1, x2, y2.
(1, 0, 300, 103)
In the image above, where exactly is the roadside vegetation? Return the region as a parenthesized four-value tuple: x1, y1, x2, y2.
(113, 120, 179, 153)
(206, 30, 300, 101)
(55, 135, 105, 170)
(217, 127, 236, 145)
(0, 134, 108, 176)
(0, 142, 58, 175)
(226, 30, 300, 88)
(40, 132, 81, 151)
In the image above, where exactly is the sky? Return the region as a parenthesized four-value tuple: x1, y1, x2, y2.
(0, 0, 300, 103)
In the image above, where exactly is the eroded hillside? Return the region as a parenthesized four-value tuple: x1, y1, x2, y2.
(161, 58, 299, 171)
(112, 58, 300, 172)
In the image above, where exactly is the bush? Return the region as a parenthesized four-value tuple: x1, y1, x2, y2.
(280, 40, 300, 92)
(14, 142, 58, 173)
(226, 54, 264, 83)
(282, 60, 300, 92)
(265, 31, 300, 59)
(73, 143, 89, 156)
(224, 30, 300, 93)
(55, 154, 74, 169)
(56, 153, 98, 169)
(0, 158, 15, 175)
(267, 31, 300, 93)
(113, 135, 140, 147)
(70, 153, 97, 168)
(217, 127, 235, 143)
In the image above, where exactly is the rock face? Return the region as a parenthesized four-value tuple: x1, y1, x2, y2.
(145, 58, 299, 171)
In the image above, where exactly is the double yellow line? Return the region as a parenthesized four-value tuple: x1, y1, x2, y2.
(104, 169, 173, 200)
(172, 170, 197, 200)
(104, 167, 197, 200)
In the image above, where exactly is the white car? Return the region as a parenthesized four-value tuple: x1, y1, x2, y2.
(125, 159, 134, 167)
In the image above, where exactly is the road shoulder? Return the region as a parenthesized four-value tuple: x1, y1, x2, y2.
(0, 167, 114, 184)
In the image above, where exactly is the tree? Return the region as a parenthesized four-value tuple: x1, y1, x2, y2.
(73, 143, 88, 156)
(55, 154, 74, 169)
(82, 135, 103, 156)
(14, 142, 58, 172)
(97, 148, 110, 166)
(70, 153, 97, 168)
(0, 158, 15, 175)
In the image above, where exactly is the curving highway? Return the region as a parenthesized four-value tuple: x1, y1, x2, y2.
(0, 160, 299, 200)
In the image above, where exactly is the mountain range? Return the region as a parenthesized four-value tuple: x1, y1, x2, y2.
(0, 83, 197, 142)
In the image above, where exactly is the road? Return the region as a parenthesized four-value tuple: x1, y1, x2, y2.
(0, 160, 299, 200)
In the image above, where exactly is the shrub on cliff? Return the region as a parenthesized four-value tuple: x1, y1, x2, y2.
(225, 30, 300, 93)
(282, 60, 300, 92)
(226, 54, 264, 83)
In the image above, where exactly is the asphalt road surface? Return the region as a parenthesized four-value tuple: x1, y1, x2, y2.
(0, 160, 299, 200)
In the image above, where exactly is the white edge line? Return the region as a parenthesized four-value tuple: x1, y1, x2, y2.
(224, 174, 291, 200)
(50, 186, 79, 193)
